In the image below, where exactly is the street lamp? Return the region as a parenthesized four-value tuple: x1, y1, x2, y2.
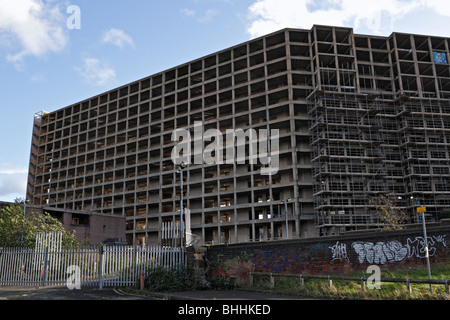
(176, 161, 188, 271)
(176, 161, 188, 247)
(20, 199, 30, 247)
(281, 198, 291, 239)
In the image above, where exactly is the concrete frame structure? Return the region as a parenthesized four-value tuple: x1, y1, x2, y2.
(308, 26, 450, 236)
(26, 25, 450, 244)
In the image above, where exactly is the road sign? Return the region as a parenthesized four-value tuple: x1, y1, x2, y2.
(417, 206, 426, 213)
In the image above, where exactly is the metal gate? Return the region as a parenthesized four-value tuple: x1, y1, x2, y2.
(0, 245, 185, 288)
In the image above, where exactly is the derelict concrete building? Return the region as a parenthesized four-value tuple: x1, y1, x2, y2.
(26, 25, 450, 245)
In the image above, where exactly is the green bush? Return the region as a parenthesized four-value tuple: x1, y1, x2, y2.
(206, 276, 237, 290)
(438, 209, 450, 220)
(144, 267, 193, 292)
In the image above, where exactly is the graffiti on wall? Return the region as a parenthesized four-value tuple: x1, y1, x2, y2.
(213, 251, 254, 283)
(209, 233, 450, 280)
(330, 241, 350, 262)
(329, 235, 448, 265)
(351, 240, 408, 265)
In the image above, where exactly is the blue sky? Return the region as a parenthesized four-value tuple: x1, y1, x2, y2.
(1, 0, 450, 202)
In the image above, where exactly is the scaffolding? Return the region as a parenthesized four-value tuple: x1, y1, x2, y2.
(399, 96, 450, 222)
(307, 25, 450, 235)
(308, 90, 390, 235)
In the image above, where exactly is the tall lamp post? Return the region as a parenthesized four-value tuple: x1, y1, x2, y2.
(281, 198, 291, 239)
(176, 161, 188, 270)
(20, 199, 29, 247)
(413, 197, 433, 294)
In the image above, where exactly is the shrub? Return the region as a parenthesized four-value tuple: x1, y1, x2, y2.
(438, 209, 450, 221)
(206, 276, 237, 290)
(144, 267, 193, 292)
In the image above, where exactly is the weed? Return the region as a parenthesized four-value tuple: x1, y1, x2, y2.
(206, 276, 238, 290)
(144, 267, 194, 292)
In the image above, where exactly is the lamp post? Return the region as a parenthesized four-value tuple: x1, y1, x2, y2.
(176, 161, 187, 270)
(413, 197, 433, 294)
(281, 198, 291, 239)
(419, 201, 433, 295)
(20, 199, 29, 247)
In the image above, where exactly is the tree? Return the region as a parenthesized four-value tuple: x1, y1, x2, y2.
(437, 209, 450, 221)
(0, 199, 79, 248)
(369, 194, 408, 231)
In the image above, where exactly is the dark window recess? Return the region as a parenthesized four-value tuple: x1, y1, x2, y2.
(72, 213, 90, 226)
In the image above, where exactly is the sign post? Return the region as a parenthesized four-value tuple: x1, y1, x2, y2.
(417, 205, 433, 294)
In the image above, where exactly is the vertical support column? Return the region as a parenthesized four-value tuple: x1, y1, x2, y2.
(420, 207, 433, 295)
(185, 246, 207, 289)
(99, 246, 104, 290)
(299, 274, 304, 289)
(327, 275, 333, 289)
(406, 279, 412, 296)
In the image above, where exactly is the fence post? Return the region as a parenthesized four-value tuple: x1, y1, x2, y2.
(270, 273, 274, 288)
(328, 276, 333, 289)
(99, 246, 104, 290)
(299, 274, 304, 289)
(361, 277, 366, 293)
(41, 246, 49, 287)
(406, 279, 411, 295)
(445, 280, 449, 295)
(140, 269, 145, 290)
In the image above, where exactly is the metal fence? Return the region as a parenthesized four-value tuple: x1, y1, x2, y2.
(0, 245, 185, 288)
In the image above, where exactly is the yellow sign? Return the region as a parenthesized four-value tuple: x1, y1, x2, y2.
(416, 206, 426, 213)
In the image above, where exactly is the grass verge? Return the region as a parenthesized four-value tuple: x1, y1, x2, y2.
(244, 265, 450, 300)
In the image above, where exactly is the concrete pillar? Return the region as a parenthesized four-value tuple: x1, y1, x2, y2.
(186, 246, 207, 289)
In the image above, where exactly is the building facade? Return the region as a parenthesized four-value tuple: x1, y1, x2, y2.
(41, 207, 126, 245)
(27, 25, 450, 245)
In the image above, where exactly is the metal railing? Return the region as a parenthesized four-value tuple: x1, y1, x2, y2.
(0, 245, 185, 288)
(249, 272, 450, 295)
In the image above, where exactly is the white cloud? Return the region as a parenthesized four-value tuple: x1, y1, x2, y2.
(0, 162, 27, 200)
(180, 8, 196, 17)
(180, 8, 219, 23)
(102, 28, 135, 49)
(423, 0, 450, 15)
(75, 57, 116, 87)
(0, 0, 67, 63)
(245, 0, 440, 38)
(30, 72, 46, 83)
(0, 174, 26, 192)
(0, 163, 28, 175)
(198, 9, 219, 23)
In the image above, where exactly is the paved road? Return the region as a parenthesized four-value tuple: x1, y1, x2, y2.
(0, 287, 310, 300)
(0, 287, 148, 300)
